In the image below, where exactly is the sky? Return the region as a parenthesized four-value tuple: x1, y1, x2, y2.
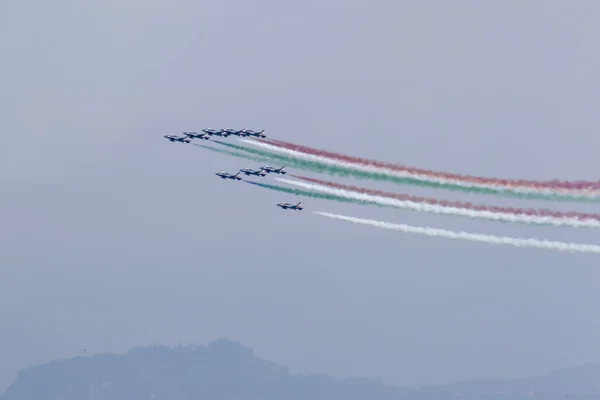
(1, 0, 600, 393)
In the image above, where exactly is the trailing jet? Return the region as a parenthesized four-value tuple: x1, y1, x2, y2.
(164, 134, 191, 143)
(277, 201, 303, 210)
(221, 128, 247, 137)
(261, 165, 286, 174)
(241, 129, 266, 138)
(215, 171, 242, 180)
(202, 129, 229, 137)
(239, 167, 266, 177)
(183, 131, 210, 140)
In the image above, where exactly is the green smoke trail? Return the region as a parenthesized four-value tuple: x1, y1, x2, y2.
(212, 141, 595, 203)
(193, 143, 274, 163)
(247, 180, 548, 226)
(245, 180, 386, 208)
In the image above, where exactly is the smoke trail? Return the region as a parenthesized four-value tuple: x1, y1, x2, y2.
(212, 140, 587, 202)
(227, 139, 599, 202)
(247, 139, 600, 200)
(211, 141, 376, 178)
(275, 178, 600, 228)
(244, 181, 379, 207)
(291, 175, 600, 226)
(192, 143, 274, 164)
(266, 138, 600, 191)
(197, 141, 395, 186)
(314, 212, 600, 254)
(250, 139, 600, 199)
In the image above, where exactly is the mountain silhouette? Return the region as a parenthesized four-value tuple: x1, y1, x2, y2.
(2, 338, 599, 399)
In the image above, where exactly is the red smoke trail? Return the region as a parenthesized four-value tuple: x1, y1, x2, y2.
(264, 138, 600, 191)
(290, 174, 600, 222)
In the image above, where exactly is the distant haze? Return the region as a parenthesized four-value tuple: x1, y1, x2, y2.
(1, 0, 600, 394)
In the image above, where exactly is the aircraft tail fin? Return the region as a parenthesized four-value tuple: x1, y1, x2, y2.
(297, 202, 302, 207)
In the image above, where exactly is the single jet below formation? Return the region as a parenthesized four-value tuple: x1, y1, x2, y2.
(183, 131, 210, 140)
(277, 201, 303, 210)
(239, 167, 266, 177)
(164, 134, 191, 143)
(261, 165, 286, 174)
(215, 171, 242, 180)
(202, 129, 229, 137)
(241, 129, 266, 138)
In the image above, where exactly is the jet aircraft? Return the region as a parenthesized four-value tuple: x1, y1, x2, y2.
(202, 129, 229, 137)
(277, 201, 303, 210)
(183, 131, 210, 140)
(215, 171, 242, 180)
(164, 134, 191, 143)
(239, 167, 266, 177)
(221, 128, 247, 137)
(241, 129, 266, 138)
(261, 165, 286, 174)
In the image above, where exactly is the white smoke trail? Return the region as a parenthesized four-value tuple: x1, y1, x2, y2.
(239, 138, 597, 198)
(275, 178, 600, 229)
(314, 212, 600, 254)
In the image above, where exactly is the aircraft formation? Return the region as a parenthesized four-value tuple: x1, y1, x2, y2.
(161, 127, 600, 255)
(164, 128, 266, 143)
(165, 129, 299, 211)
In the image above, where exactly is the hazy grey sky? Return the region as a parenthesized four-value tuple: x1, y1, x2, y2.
(2, 0, 600, 393)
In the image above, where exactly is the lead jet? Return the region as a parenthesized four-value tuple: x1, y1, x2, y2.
(183, 131, 210, 140)
(164, 134, 191, 143)
(215, 171, 242, 180)
(261, 165, 286, 174)
(202, 129, 229, 137)
(221, 128, 247, 137)
(277, 201, 303, 210)
(241, 129, 266, 138)
(239, 167, 266, 177)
